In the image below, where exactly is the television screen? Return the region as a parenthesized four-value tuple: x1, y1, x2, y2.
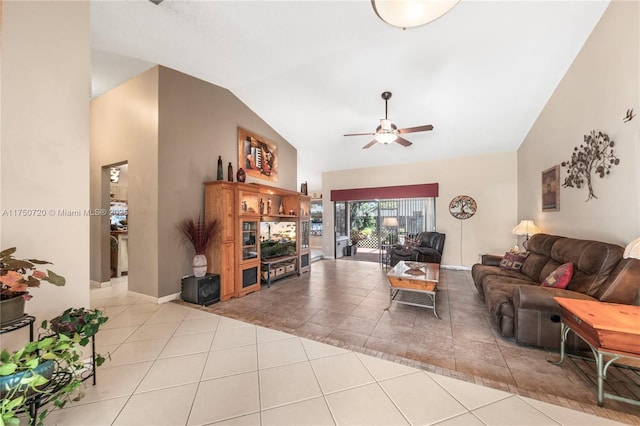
(260, 221, 296, 259)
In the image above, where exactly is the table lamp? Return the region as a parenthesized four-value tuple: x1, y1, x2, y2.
(383, 217, 399, 245)
(624, 237, 640, 259)
(512, 220, 541, 249)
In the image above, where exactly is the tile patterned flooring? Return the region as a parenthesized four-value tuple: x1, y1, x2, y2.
(43, 261, 638, 425)
(201, 260, 640, 424)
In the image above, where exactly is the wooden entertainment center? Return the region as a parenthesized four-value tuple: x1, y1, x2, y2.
(204, 181, 311, 301)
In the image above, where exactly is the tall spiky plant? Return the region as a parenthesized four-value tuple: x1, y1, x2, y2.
(178, 216, 219, 255)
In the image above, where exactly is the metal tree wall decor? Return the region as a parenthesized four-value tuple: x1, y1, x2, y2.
(561, 130, 620, 201)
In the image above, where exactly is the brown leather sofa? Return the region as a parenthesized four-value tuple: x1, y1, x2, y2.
(472, 233, 640, 350)
(390, 231, 445, 266)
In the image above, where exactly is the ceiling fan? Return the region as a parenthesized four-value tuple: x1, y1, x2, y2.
(344, 91, 433, 149)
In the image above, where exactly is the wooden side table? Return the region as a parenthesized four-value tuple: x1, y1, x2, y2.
(551, 297, 640, 407)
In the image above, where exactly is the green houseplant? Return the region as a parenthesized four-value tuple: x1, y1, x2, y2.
(0, 247, 66, 325)
(47, 308, 109, 367)
(346, 230, 363, 256)
(178, 215, 219, 278)
(0, 309, 109, 426)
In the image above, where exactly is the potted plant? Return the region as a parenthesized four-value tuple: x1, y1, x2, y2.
(0, 247, 66, 325)
(47, 308, 109, 366)
(0, 309, 108, 426)
(346, 230, 363, 256)
(178, 215, 219, 277)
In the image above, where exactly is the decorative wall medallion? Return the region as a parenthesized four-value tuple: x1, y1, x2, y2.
(449, 195, 477, 219)
(561, 130, 620, 201)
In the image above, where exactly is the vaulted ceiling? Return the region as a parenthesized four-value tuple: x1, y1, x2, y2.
(91, 0, 609, 189)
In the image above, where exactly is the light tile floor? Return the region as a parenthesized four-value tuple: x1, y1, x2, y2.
(42, 279, 625, 425)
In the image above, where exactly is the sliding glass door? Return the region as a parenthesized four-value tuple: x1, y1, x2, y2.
(334, 197, 435, 257)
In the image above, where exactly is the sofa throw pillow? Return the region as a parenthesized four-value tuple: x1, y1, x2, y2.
(499, 251, 529, 271)
(541, 262, 574, 289)
(403, 237, 421, 251)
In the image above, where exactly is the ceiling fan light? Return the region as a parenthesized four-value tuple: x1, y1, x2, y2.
(375, 132, 398, 144)
(371, 0, 459, 29)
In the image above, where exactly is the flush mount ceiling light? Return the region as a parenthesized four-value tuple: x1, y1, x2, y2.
(371, 0, 460, 29)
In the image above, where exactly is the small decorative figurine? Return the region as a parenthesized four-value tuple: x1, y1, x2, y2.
(237, 167, 246, 183)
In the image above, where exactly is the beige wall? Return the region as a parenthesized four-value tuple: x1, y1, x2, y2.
(90, 66, 297, 299)
(90, 67, 160, 295)
(157, 67, 297, 298)
(517, 0, 640, 246)
(322, 151, 517, 267)
(1, 0, 90, 347)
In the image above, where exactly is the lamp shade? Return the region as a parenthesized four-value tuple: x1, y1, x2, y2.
(383, 217, 399, 227)
(371, 0, 460, 29)
(511, 220, 541, 237)
(624, 237, 640, 259)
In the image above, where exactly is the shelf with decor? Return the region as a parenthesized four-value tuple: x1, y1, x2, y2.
(239, 185, 260, 216)
(260, 254, 297, 287)
(260, 214, 299, 220)
(204, 181, 311, 301)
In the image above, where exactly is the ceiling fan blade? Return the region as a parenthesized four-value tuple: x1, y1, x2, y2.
(395, 136, 413, 147)
(398, 124, 434, 134)
(344, 132, 375, 137)
(362, 140, 377, 149)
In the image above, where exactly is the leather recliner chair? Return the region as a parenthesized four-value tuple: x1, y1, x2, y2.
(389, 231, 446, 266)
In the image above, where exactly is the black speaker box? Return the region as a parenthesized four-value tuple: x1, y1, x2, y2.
(181, 274, 220, 306)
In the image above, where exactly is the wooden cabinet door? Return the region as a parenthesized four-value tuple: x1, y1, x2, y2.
(221, 186, 235, 242)
(220, 242, 236, 300)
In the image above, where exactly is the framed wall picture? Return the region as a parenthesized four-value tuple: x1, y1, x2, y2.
(542, 165, 560, 212)
(238, 127, 278, 182)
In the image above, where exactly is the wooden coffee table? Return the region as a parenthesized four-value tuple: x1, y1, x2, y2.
(386, 261, 440, 318)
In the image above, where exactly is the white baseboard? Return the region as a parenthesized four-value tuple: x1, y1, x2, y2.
(90, 280, 112, 288)
(158, 292, 181, 304)
(127, 290, 181, 305)
(441, 264, 472, 271)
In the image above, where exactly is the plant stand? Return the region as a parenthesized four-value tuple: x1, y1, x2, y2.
(0, 315, 78, 421)
(19, 370, 73, 421)
(37, 329, 98, 387)
(0, 314, 35, 341)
